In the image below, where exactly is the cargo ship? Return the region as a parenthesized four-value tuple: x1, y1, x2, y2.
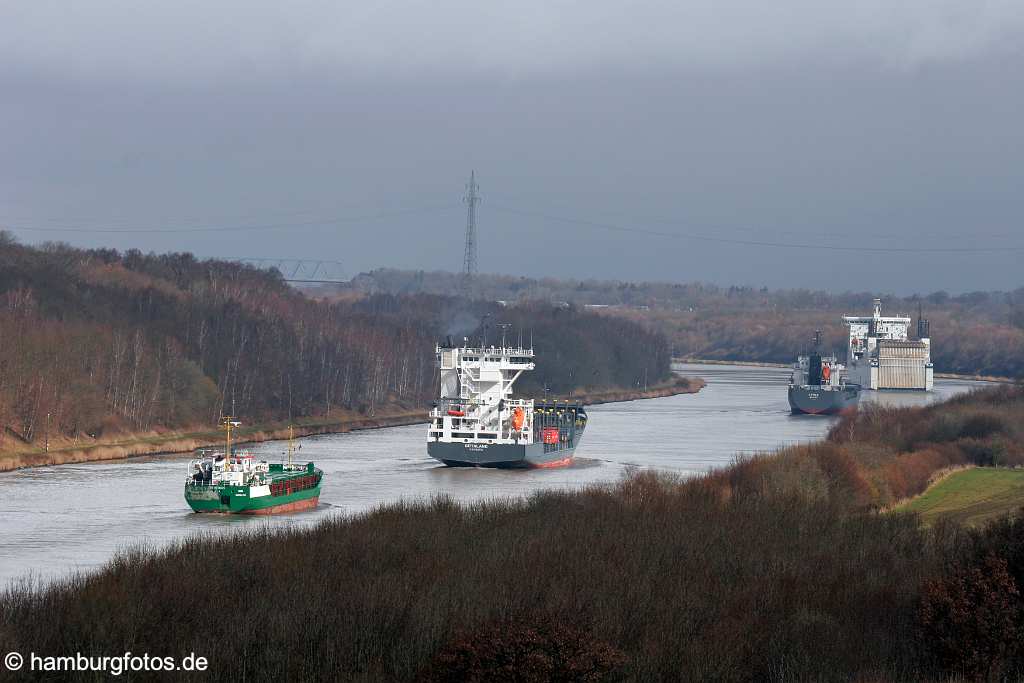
(788, 331, 860, 415)
(843, 299, 933, 391)
(184, 420, 322, 514)
(427, 338, 587, 468)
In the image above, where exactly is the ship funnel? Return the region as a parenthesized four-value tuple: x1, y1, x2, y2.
(808, 349, 823, 386)
(916, 303, 930, 340)
(872, 298, 882, 319)
(813, 330, 822, 348)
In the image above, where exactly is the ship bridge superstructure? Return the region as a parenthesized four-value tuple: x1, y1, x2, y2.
(843, 298, 912, 357)
(430, 342, 537, 445)
(843, 298, 933, 390)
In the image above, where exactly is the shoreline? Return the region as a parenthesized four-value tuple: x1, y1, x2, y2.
(570, 376, 705, 405)
(675, 357, 1017, 383)
(676, 358, 789, 369)
(0, 410, 427, 473)
(0, 377, 705, 472)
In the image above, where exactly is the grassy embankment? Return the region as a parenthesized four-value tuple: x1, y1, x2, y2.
(2, 384, 1023, 681)
(0, 377, 704, 472)
(897, 467, 1024, 527)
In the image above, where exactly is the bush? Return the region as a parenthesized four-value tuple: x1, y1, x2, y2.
(811, 445, 876, 508)
(957, 437, 1009, 467)
(924, 413, 968, 445)
(957, 411, 1013, 440)
(824, 386, 1024, 508)
(418, 615, 626, 682)
(0, 473, 935, 681)
(967, 513, 1024, 598)
(917, 555, 1022, 680)
(880, 448, 963, 503)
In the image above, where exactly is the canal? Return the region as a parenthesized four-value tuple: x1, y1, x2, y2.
(0, 363, 984, 585)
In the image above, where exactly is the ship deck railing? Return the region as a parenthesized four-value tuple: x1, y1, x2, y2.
(429, 397, 534, 418)
(436, 344, 535, 357)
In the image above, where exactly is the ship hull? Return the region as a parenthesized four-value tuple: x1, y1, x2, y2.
(185, 474, 321, 514)
(788, 385, 860, 416)
(427, 439, 581, 468)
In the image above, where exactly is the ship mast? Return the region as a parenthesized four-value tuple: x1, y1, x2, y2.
(222, 416, 239, 470)
(287, 425, 295, 467)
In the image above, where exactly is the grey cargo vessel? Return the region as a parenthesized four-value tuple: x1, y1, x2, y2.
(788, 333, 861, 415)
(427, 340, 587, 468)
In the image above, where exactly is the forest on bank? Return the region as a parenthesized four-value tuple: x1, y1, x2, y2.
(5, 385, 1024, 681)
(351, 268, 1024, 378)
(0, 236, 668, 450)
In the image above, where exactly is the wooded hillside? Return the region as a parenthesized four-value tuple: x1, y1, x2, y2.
(0, 236, 669, 449)
(351, 268, 1024, 377)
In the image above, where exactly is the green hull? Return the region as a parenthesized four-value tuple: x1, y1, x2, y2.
(185, 465, 322, 515)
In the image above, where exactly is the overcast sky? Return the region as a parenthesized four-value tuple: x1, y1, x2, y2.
(2, 1, 1023, 293)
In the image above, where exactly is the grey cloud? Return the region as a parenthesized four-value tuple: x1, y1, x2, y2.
(1, 2, 1022, 294)
(2, 1, 1024, 83)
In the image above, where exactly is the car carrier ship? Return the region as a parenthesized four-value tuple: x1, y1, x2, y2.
(184, 420, 322, 514)
(427, 339, 587, 468)
(843, 299, 933, 391)
(788, 331, 861, 415)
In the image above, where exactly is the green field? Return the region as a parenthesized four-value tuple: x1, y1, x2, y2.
(899, 467, 1024, 527)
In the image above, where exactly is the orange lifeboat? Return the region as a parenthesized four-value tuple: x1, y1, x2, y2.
(822, 365, 831, 381)
(512, 407, 525, 431)
(447, 408, 465, 417)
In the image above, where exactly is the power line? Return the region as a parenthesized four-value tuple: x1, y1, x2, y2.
(0, 204, 457, 234)
(489, 190, 1023, 242)
(0, 197, 419, 227)
(488, 204, 1024, 254)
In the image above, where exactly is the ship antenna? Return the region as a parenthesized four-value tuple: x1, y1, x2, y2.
(461, 170, 480, 285)
(480, 312, 491, 347)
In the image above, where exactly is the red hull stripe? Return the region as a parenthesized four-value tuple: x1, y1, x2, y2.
(531, 457, 574, 469)
(239, 496, 319, 515)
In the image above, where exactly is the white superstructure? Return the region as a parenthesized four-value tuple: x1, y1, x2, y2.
(188, 450, 267, 487)
(843, 299, 933, 391)
(429, 342, 537, 445)
(791, 353, 846, 388)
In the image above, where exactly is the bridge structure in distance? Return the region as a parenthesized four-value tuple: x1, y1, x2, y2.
(219, 257, 348, 285)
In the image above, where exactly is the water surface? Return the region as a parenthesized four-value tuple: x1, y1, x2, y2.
(0, 363, 984, 585)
